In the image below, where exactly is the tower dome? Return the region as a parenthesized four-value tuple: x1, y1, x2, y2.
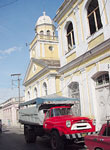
(35, 12, 54, 27)
(35, 12, 55, 36)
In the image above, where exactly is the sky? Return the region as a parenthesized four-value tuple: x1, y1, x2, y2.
(0, 0, 64, 103)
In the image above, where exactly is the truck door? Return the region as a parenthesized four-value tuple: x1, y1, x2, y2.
(43, 110, 52, 132)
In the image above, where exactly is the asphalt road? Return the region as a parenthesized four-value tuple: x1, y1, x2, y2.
(0, 127, 86, 150)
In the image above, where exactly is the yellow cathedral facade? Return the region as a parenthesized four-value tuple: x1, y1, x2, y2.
(23, 0, 110, 130)
(23, 12, 61, 100)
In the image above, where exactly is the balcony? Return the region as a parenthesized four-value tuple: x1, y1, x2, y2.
(30, 34, 58, 48)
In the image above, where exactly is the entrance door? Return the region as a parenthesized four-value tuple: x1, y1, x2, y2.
(96, 86, 110, 128)
(95, 72, 110, 130)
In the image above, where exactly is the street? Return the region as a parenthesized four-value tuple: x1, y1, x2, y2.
(0, 127, 86, 150)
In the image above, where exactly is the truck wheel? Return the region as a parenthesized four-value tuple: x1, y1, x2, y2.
(25, 128, 36, 143)
(51, 131, 64, 150)
(0, 128, 2, 133)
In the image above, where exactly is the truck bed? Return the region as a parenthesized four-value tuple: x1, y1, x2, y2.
(19, 106, 44, 125)
(19, 94, 80, 125)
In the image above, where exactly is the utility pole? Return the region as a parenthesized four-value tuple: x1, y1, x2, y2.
(11, 74, 21, 108)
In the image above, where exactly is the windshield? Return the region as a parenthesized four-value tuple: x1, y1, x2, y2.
(51, 107, 73, 117)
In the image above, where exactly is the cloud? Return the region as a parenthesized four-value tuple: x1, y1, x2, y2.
(0, 46, 22, 59)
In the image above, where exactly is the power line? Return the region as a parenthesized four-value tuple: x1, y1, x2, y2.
(0, 0, 19, 9)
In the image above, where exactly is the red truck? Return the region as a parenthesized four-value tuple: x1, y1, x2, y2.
(19, 95, 96, 150)
(84, 120, 110, 150)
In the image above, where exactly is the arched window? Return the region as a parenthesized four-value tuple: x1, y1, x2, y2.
(87, 0, 102, 35)
(68, 82, 80, 99)
(47, 30, 50, 36)
(27, 91, 30, 100)
(34, 87, 38, 98)
(43, 82, 47, 96)
(95, 72, 109, 86)
(66, 22, 75, 51)
(40, 30, 44, 35)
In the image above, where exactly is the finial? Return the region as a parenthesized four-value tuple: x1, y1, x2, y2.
(43, 11, 46, 16)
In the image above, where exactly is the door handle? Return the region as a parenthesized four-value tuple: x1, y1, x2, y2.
(93, 138, 97, 141)
(100, 139, 104, 141)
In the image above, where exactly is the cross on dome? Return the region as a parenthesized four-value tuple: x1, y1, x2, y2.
(35, 12, 54, 27)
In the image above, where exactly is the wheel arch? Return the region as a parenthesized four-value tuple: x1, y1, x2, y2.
(51, 128, 64, 136)
(95, 147, 103, 150)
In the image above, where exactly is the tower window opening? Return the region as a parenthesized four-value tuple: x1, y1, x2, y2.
(40, 30, 44, 35)
(47, 30, 50, 36)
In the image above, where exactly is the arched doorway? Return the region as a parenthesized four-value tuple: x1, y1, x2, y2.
(92, 71, 110, 129)
(68, 82, 81, 116)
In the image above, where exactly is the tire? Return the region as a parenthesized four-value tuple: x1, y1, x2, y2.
(25, 128, 36, 143)
(95, 148, 103, 150)
(51, 131, 64, 150)
(0, 128, 2, 133)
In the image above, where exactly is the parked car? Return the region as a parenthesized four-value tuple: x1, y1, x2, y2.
(0, 119, 2, 133)
(84, 120, 110, 150)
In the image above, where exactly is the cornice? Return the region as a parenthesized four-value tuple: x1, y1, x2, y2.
(23, 67, 48, 86)
(54, 0, 73, 23)
(23, 66, 60, 86)
(58, 38, 110, 74)
(54, 0, 82, 23)
(35, 23, 55, 28)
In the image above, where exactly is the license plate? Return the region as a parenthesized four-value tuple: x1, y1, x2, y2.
(82, 133, 87, 137)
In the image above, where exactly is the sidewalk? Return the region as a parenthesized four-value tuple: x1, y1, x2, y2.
(2, 124, 24, 133)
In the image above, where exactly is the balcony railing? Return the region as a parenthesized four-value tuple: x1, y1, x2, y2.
(30, 34, 58, 48)
(37, 34, 58, 41)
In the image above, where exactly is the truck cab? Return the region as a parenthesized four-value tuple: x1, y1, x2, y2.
(43, 105, 95, 150)
(44, 106, 95, 135)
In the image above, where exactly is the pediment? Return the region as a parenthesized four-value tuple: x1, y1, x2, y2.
(23, 58, 60, 85)
(24, 58, 46, 84)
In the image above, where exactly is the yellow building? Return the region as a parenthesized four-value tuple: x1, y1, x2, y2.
(24, 0, 110, 130)
(54, 0, 110, 130)
(23, 12, 61, 101)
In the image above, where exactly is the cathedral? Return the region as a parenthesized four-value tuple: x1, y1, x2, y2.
(23, 0, 110, 130)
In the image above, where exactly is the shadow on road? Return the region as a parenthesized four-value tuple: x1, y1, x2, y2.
(0, 128, 86, 150)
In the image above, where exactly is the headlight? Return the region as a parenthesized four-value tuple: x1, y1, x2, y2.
(66, 120, 71, 128)
(93, 119, 96, 126)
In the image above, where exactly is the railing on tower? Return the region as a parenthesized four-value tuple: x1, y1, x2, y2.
(30, 34, 58, 48)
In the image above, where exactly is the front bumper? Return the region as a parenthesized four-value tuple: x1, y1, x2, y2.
(65, 131, 98, 139)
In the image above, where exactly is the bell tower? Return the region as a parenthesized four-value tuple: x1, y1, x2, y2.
(29, 12, 59, 60)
